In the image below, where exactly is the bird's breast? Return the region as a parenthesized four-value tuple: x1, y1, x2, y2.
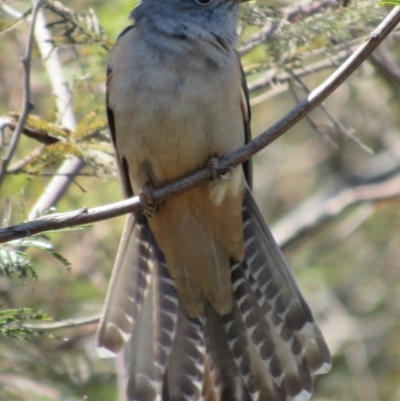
(108, 29, 245, 194)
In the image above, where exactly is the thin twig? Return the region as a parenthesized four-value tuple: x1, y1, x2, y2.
(250, 83, 289, 106)
(369, 44, 400, 86)
(248, 40, 361, 94)
(6, 147, 45, 174)
(21, 314, 100, 330)
(273, 170, 400, 250)
(0, 0, 42, 184)
(292, 75, 373, 153)
(8, 171, 103, 178)
(288, 78, 339, 148)
(0, 6, 399, 243)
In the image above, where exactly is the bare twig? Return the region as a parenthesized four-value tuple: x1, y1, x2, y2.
(0, 0, 42, 183)
(0, 6, 399, 244)
(288, 78, 339, 148)
(273, 172, 400, 249)
(291, 75, 373, 153)
(248, 40, 361, 94)
(8, 171, 103, 178)
(21, 314, 100, 330)
(369, 43, 400, 86)
(6, 147, 45, 174)
(250, 83, 289, 106)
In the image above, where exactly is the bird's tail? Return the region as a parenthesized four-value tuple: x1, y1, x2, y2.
(97, 190, 331, 401)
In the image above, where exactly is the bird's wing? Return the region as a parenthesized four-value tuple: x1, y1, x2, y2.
(98, 27, 182, 397)
(238, 52, 252, 188)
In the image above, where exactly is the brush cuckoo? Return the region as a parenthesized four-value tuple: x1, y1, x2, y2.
(97, 0, 331, 400)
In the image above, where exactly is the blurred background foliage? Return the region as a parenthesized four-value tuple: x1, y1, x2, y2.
(0, 0, 400, 400)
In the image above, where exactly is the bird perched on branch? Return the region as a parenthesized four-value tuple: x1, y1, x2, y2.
(97, 0, 331, 400)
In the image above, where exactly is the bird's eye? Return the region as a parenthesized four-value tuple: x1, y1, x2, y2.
(195, 0, 212, 5)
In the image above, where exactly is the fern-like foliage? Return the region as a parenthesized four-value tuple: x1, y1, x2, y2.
(0, 308, 53, 340)
(43, 0, 113, 49)
(0, 245, 38, 281)
(4, 111, 113, 178)
(0, 236, 71, 282)
(241, 0, 388, 82)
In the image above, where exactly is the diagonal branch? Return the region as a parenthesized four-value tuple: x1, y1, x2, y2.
(273, 173, 400, 250)
(21, 314, 100, 330)
(0, 6, 399, 244)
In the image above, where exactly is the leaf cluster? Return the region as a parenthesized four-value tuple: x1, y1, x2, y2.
(0, 233, 72, 286)
(43, 0, 113, 49)
(0, 308, 52, 341)
(4, 110, 113, 178)
(242, 0, 387, 77)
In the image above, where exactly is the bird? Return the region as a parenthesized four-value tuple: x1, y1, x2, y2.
(97, 0, 331, 400)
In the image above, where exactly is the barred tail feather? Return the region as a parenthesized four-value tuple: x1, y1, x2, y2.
(240, 190, 331, 397)
(163, 307, 204, 401)
(222, 297, 258, 400)
(97, 192, 331, 401)
(203, 304, 250, 401)
(97, 214, 153, 357)
(124, 228, 179, 401)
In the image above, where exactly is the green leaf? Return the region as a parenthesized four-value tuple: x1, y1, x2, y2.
(11, 236, 72, 271)
(0, 235, 74, 281)
(0, 245, 38, 282)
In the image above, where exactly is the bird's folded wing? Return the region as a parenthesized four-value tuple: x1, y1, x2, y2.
(97, 214, 156, 357)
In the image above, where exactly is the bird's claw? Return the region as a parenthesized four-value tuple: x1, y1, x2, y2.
(207, 157, 234, 182)
(139, 185, 158, 217)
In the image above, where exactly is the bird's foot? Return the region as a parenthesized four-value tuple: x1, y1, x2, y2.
(139, 185, 158, 217)
(207, 156, 234, 182)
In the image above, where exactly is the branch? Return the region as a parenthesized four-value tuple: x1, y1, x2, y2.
(2, 114, 62, 145)
(21, 314, 100, 330)
(0, 6, 399, 244)
(273, 172, 400, 249)
(0, 0, 42, 183)
(369, 43, 400, 86)
(6, 147, 44, 174)
(288, 78, 339, 148)
(290, 76, 373, 152)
